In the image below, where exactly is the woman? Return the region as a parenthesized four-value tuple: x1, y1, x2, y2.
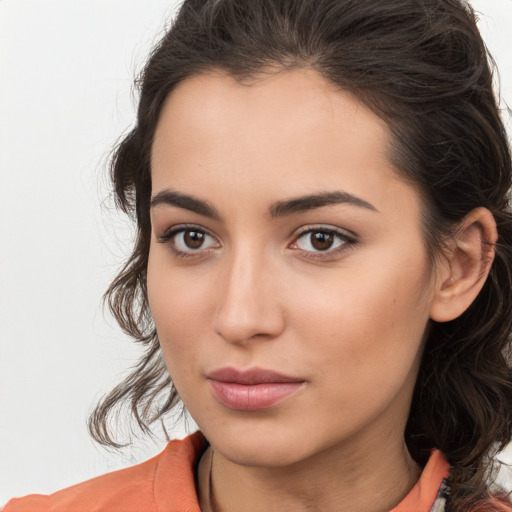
(5, 0, 512, 510)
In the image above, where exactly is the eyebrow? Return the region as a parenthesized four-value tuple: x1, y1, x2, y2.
(151, 189, 221, 219)
(269, 191, 378, 217)
(150, 189, 378, 219)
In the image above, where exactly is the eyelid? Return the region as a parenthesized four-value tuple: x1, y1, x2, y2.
(157, 223, 220, 258)
(289, 224, 358, 258)
(293, 224, 357, 240)
(156, 223, 357, 260)
(158, 223, 214, 241)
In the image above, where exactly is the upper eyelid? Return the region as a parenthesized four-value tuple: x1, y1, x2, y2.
(159, 223, 217, 239)
(158, 225, 219, 257)
(293, 224, 357, 242)
(158, 224, 356, 254)
(159, 223, 355, 238)
(291, 226, 355, 249)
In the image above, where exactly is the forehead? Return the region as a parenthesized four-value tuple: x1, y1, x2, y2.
(156, 67, 381, 128)
(152, 68, 389, 163)
(151, 68, 419, 217)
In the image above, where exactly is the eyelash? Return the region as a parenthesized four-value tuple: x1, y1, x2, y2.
(157, 224, 219, 260)
(292, 225, 357, 260)
(157, 224, 357, 260)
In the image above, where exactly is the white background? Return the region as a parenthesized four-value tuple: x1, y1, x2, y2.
(1, 0, 511, 505)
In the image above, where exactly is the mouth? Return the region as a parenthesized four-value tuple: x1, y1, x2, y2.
(206, 367, 306, 411)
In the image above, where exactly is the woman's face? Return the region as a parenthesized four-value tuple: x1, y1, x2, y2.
(148, 68, 437, 467)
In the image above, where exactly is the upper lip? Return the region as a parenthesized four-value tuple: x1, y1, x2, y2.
(206, 367, 305, 385)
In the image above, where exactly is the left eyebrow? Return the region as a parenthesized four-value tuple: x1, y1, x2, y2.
(269, 191, 378, 218)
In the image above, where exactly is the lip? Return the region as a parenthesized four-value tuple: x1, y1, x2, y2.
(206, 367, 306, 411)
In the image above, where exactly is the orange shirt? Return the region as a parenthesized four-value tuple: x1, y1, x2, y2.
(4, 431, 450, 512)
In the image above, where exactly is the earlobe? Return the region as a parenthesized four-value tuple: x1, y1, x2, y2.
(429, 207, 497, 323)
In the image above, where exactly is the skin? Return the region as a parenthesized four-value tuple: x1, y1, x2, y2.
(147, 68, 496, 511)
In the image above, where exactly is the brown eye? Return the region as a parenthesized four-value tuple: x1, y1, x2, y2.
(310, 231, 335, 251)
(183, 230, 206, 249)
(159, 226, 220, 256)
(293, 227, 353, 255)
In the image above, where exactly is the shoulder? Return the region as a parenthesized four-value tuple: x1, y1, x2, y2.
(3, 431, 207, 512)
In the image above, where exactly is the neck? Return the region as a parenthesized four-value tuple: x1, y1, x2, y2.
(197, 433, 421, 512)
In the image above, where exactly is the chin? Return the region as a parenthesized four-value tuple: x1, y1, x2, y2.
(199, 418, 318, 468)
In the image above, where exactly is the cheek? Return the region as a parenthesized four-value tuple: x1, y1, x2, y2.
(147, 233, 433, 410)
(146, 247, 213, 370)
(289, 249, 433, 396)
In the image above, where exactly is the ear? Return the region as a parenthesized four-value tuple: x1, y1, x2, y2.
(430, 207, 497, 323)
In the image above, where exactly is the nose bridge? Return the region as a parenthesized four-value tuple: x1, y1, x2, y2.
(214, 239, 283, 344)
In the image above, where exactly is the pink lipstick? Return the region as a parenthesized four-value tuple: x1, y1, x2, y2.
(207, 367, 306, 411)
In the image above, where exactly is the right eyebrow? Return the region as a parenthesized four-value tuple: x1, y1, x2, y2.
(150, 189, 222, 220)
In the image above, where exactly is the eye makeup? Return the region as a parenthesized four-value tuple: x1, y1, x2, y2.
(157, 223, 358, 261)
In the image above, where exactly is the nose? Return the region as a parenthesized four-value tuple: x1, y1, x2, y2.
(213, 245, 285, 345)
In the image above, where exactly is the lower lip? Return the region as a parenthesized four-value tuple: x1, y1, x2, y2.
(209, 380, 304, 411)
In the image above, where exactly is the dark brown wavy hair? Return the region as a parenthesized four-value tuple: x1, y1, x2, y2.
(88, 0, 512, 509)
